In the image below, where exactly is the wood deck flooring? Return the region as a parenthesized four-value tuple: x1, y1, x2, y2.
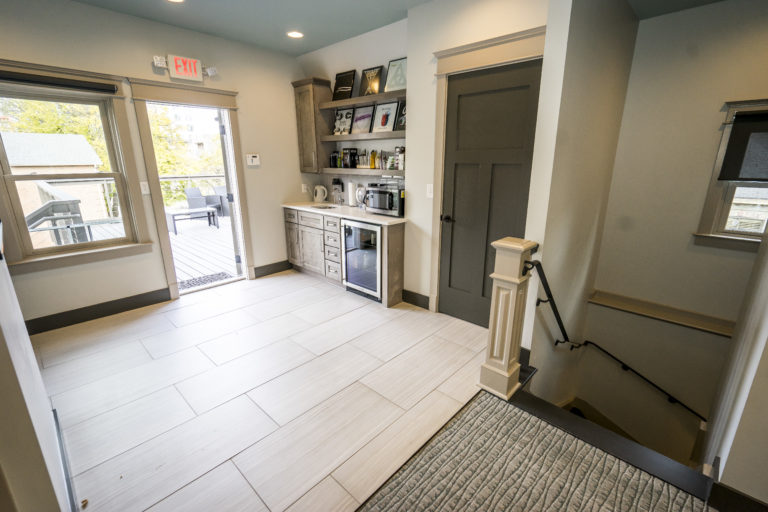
(168, 215, 240, 282)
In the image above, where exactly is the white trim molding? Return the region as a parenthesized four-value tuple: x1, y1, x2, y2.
(428, 28, 547, 312)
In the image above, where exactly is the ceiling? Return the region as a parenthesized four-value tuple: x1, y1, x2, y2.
(73, 0, 728, 56)
(73, 0, 429, 56)
(626, 0, 725, 19)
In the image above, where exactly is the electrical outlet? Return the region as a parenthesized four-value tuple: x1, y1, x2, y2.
(246, 153, 261, 167)
(301, 184, 309, 193)
(426, 184, 434, 199)
(140, 181, 150, 195)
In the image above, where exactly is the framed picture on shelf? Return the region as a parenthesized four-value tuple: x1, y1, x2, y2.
(333, 108, 354, 135)
(372, 102, 398, 132)
(359, 66, 383, 96)
(332, 70, 355, 101)
(384, 57, 407, 92)
(394, 100, 406, 131)
(351, 106, 374, 134)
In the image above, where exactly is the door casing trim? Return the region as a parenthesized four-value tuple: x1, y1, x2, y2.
(133, 94, 253, 299)
(429, 30, 546, 312)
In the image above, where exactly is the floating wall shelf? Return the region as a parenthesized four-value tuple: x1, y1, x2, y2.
(320, 131, 406, 143)
(319, 89, 406, 110)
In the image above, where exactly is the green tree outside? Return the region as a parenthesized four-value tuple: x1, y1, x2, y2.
(0, 98, 225, 208)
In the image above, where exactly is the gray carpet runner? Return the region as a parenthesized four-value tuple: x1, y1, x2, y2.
(359, 391, 715, 512)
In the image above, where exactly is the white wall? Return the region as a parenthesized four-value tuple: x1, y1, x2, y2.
(527, 0, 638, 404)
(575, 0, 768, 463)
(713, 232, 768, 500)
(591, 0, 767, 319)
(0, 0, 305, 319)
(0, 257, 69, 511)
(405, 0, 549, 298)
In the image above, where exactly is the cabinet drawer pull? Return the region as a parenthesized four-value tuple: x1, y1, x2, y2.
(329, 267, 338, 274)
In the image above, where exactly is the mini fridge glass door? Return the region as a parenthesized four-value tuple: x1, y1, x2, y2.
(341, 219, 381, 299)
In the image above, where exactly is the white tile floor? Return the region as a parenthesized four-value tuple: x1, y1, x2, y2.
(32, 270, 489, 512)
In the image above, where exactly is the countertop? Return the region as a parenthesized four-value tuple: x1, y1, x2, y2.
(282, 202, 407, 226)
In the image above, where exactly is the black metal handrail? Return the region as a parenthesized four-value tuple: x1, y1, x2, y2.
(523, 260, 572, 346)
(523, 259, 707, 422)
(581, 340, 706, 421)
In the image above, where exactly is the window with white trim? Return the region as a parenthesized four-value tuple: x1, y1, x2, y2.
(0, 87, 135, 255)
(699, 101, 768, 241)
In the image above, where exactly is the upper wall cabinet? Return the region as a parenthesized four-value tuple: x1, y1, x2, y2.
(292, 78, 333, 173)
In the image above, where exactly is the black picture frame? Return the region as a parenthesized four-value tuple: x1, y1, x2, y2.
(384, 57, 407, 92)
(351, 106, 374, 134)
(372, 102, 398, 132)
(333, 108, 354, 135)
(394, 100, 406, 131)
(332, 70, 355, 101)
(359, 66, 384, 96)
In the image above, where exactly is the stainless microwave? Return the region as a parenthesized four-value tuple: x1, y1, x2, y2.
(365, 184, 404, 217)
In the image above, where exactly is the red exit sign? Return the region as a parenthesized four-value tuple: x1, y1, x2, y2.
(168, 54, 203, 82)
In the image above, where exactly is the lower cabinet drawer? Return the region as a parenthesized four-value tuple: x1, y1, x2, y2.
(298, 211, 324, 229)
(324, 230, 340, 248)
(323, 216, 341, 232)
(325, 260, 342, 282)
(284, 208, 298, 223)
(324, 245, 341, 263)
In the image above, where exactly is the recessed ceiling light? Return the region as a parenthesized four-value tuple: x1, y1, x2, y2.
(286, 31, 304, 39)
(167, 0, 184, 3)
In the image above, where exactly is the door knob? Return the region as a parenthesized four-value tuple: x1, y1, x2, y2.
(440, 214, 453, 223)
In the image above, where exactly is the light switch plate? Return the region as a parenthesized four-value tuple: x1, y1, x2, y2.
(139, 181, 150, 195)
(246, 153, 261, 167)
(426, 184, 433, 199)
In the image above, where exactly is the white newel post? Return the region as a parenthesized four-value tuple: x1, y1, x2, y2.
(478, 237, 538, 400)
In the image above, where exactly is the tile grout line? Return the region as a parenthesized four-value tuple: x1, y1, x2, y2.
(56, 355, 213, 432)
(231, 458, 273, 512)
(330, 474, 361, 506)
(244, 394, 281, 429)
(67, 387, 196, 479)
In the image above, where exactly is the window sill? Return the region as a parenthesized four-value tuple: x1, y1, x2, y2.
(692, 232, 760, 253)
(8, 242, 154, 274)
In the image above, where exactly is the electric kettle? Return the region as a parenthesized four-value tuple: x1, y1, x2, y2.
(313, 185, 328, 203)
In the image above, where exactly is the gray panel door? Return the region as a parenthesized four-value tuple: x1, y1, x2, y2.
(438, 60, 542, 326)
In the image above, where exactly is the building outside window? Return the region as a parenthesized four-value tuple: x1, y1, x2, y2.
(700, 101, 768, 241)
(0, 92, 135, 255)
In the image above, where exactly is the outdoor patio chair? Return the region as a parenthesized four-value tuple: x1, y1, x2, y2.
(185, 187, 206, 209)
(206, 186, 230, 217)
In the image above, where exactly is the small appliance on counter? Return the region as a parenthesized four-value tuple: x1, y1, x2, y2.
(347, 180, 358, 206)
(355, 184, 367, 207)
(364, 181, 405, 217)
(331, 178, 344, 204)
(313, 185, 328, 203)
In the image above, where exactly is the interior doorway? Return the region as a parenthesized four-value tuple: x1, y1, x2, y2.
(438, 60, 542, 326)
(144, 102, 246, 293)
